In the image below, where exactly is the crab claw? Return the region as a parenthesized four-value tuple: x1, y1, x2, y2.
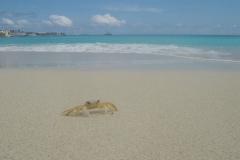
(82, 108, 90, 117)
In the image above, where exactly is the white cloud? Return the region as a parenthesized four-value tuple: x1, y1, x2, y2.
(91, 14, 126, 26)
(2, 18, 15, 25)
(42, 20, 52, 25)
(49, 15, 73, 27)
(106, 6, 163, 13)
(230, 24, 237, 28)
(177, 23, 182, 27)
(17, 20, 30, 26)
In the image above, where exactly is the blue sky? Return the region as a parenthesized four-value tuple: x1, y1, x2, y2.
(0, 0, 239, 35)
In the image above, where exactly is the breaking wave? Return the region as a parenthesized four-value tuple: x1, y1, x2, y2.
(0, 43, 239, 63)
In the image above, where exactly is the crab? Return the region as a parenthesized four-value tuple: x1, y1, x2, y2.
(61, 100, 117, 116)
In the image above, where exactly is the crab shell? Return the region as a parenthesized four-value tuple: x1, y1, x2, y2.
(84, 100, 100, 109)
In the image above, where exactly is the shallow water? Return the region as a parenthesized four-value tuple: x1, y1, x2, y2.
(0, 51, 239, 71)
(0, 35, 240, 62)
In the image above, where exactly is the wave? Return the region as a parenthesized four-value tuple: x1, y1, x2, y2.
(0, 43, 239, 63)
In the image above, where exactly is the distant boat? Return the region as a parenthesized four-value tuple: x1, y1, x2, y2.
(105, 32, 112, 35)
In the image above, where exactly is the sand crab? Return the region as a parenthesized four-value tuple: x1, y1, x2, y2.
(61, 100, 117, 117)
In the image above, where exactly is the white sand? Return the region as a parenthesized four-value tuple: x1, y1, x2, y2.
(1, 68, 240, 159)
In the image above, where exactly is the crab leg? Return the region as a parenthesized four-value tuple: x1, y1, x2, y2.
(106, 106, 114, 114)
(61, 108, 75, 116)
(99, 102, 117, 110)
(97, 104, 114, 114)
(62, 105, 83, 116)
(107, 102, 117, 110)
(74, 105, 85, 116)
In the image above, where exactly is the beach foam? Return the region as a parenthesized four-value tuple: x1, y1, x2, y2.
(0, 43, 239, 62)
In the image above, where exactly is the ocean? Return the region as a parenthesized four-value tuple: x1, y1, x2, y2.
(0, 35, 240, 68)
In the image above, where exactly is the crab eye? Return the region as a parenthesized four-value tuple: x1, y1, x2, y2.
(87, 101, 90, 104)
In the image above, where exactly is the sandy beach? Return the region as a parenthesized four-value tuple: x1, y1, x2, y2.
(1, 67, 240, 159)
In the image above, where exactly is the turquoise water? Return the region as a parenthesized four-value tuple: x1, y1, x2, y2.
(0, 35, 240, 68)
(1, 35, 240, 46)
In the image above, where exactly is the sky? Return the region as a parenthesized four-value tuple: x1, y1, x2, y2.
(0, 0, 240, 35)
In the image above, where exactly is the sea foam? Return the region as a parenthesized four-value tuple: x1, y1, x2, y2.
(0, 43, 238, 62)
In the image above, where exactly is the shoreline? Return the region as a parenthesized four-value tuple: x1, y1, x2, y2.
(0, 51, 240, 71)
